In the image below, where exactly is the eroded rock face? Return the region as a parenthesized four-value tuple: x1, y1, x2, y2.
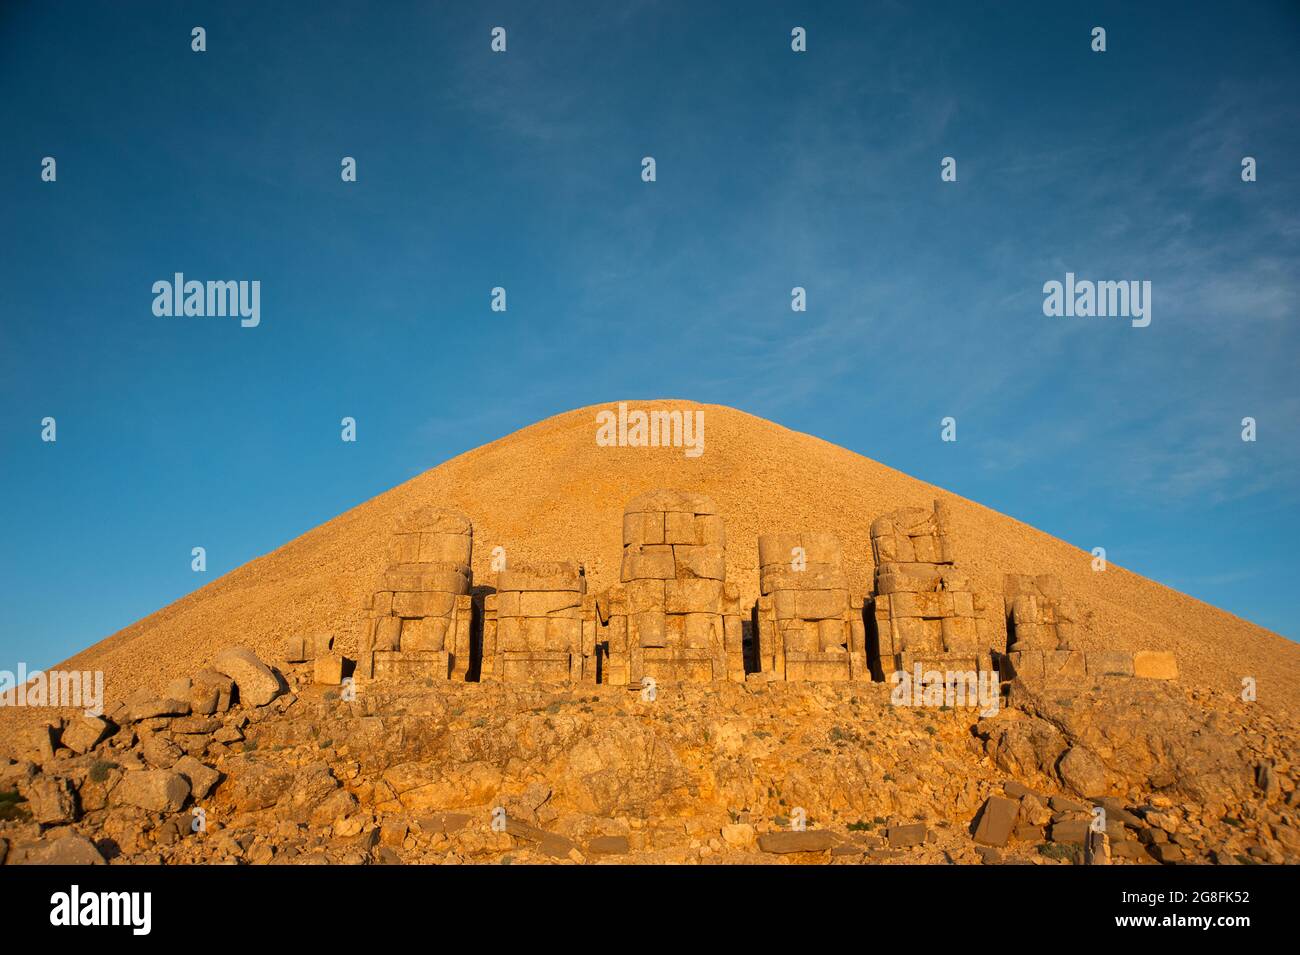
(218, 756, 295, 813)
(976, 679, 1269, 809)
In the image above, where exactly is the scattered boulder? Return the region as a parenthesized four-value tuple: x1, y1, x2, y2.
(125, 690, 189, 722)
(1049, 819, 1090, 845)
(1111, 839, 1147, 860)
(213, 647, 285, 707)
(1150, 843, 1185, 864)
(141, 734, 182, 769)
(61, 716, 110, 754)
(1003, 780, 1038, 800)
(503, 817, 578, 859)
(1049, 794, 1090, 813)
(284, 764, 342, 821)
(975, 845, 1003, 864)
(886, 823, 928, 848)
(721, 823, 756, 849)
(309, 788, 358, 827)
(973, 795, 1019, 847)
(174, 756, 221, 800)
(1, 759, 36, 788)
(190, 669, 235, 715)
(114, 770, 191, 813)
(380, 820, 408, 847)
(27, 776, 78, 825)
(22, 833, 106, 865)
(1057, 746, 1109, 798)
(23, 723, 58, 763)
(213, 725, 244, 744)
(171, 715, 220, 736)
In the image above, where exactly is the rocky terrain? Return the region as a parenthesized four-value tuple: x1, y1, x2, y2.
(3, 645, 1295, 865)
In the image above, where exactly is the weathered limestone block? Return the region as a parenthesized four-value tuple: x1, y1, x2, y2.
(61, 716, 110, 755)
(191, 669, 234, 714)
(283, 633, 333, 664)
(1085, 651, 1135, 677)
(373, 650, 450, 680)
(386, 507, 472, 570)
(674, 544, 726, 580)
(621, 544, 676, 580)
(383, 566, 469, 595)
(497, 562, 588, 593)
(601, 490, 743, 684)
(314, 653, 344, 686)
(114, 770, 191, 813)
(1003, 574, 1076, 653)
(212, 647, 285, 707)
(867, 500, 998, 682)
(1133, 650, 1178, 680)
(402, 615, 450, 651)
(28, 776, 78, 824)
(360, 507, 475, 681)
(1004, 649, 1085, 684)
(973, 795, 1020, 847)
(664, 578, 723, 614)
(870, 499, 954, 568)
(754, 531, 866, 681)
(481, 560, 594, 683)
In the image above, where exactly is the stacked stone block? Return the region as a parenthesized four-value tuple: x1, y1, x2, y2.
(481, 560, 596, 683)
(1000, 573, 1083, 682)
(357, 508, 474, 681)
(597, 490, 744, 684)
(753, 532, 867, 680)
(868, 499, 997, 680)
(1001, 574, 1178, 683)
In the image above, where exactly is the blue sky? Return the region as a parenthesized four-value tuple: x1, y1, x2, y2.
(2, 0, 1298, 670)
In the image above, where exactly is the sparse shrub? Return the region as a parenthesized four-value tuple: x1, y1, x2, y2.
(0, 790, 30, 822)
(1037, 842, 1081, 863)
